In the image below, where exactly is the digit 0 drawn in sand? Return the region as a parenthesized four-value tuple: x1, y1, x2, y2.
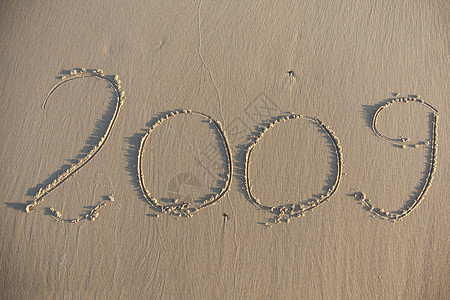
(354, 96, 438, 221)
(138, 110, 232, 217)
(25, 68, 124, 223)
(244, 113, 343, 226)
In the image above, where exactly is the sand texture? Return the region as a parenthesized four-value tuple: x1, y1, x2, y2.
(0, 0, 449, 299)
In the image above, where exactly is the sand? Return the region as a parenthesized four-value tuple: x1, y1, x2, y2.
(0, 0, 449, 299)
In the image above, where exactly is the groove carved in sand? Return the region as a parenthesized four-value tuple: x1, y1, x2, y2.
(244, 113, 343, 225)
(354, 96, 438, 221)
(137, 110, 233, 217)
(25, 68, 124, 223)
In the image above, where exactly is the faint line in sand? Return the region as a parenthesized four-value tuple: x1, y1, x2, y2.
(197, 0, 225, 125)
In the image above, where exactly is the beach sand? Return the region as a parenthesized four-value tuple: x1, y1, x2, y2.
(0, 0, 448, 298)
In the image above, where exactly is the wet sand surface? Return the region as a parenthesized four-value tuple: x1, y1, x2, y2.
(0, 0, 448, 299)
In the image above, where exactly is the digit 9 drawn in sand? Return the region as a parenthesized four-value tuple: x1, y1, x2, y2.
(138, 110, 233, 217)
(244, 113, 343, 225)
(354, 96, 439, 221)
(25, 68, 124, 223)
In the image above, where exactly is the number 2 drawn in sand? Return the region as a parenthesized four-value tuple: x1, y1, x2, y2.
(354, 96, 439, 221)
(25, 68, 125, 223)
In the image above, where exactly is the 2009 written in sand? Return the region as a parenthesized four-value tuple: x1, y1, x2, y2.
(25, 68, 439, 226)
